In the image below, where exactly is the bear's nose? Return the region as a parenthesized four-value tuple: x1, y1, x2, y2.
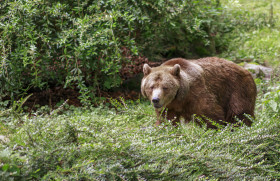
(152, 98, 160, 104)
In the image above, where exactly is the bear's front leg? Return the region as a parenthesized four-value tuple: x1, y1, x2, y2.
(155, 109, 180, 126)
(155, 109, 163, 126)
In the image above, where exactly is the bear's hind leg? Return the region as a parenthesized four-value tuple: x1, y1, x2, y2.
(227, 93, 255, 126)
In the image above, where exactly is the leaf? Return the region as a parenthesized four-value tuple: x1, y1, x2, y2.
(269, 100, 278, 112)
(9, 165, 21, 176)
(104, 80, 112, 89)
(2, 164, 9, 171)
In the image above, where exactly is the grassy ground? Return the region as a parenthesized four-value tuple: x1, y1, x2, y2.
(220, 0, 280, 67)
(1, 78, 280, 180)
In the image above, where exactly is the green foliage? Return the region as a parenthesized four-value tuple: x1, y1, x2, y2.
(0, 0, 139, 101)
(134, 0, 223, 59)
(2, 0, 272, 103)
(1, 77, 280, 180)
(220, 0, 280, 66)
(256, 69, 280, 119)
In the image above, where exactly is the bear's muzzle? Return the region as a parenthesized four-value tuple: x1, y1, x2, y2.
(152, 98, 162, 108)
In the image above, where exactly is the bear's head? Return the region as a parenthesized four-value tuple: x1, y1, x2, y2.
(141, 63, 189, 109)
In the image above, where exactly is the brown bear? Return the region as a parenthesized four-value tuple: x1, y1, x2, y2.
(141, 57, 257, 128)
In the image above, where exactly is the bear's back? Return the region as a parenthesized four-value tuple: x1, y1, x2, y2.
(164, 57, 256, 114)
(193, 57, 255, 95)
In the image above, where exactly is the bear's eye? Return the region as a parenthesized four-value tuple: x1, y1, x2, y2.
(150, 86, 154, 90)
(163, 87, 168, 90)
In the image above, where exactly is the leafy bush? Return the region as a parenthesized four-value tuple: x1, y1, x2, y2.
(0, 0, 140, 101)
(2, 0, 271, 103)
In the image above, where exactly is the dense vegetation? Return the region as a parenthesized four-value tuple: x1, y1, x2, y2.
(1, 0, 280, 180)
(0, 0, 276, 102)
(0, 0, 219, 101)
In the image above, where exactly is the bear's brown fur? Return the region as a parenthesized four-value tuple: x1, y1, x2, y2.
(141, 57, 257, 128)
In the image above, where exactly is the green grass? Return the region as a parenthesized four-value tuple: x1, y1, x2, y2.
(225, 27, 280, 66)
(220, 0, 280, 67)
(1, 82, 280, 180)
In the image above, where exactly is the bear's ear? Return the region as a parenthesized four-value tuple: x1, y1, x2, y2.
(171, 64, 180, 76)
(143, 64, 152, 76)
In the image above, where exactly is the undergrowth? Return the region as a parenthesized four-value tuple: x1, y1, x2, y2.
(1, 77, 280, 180)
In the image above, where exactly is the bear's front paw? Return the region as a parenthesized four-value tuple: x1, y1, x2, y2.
(155, 120, 162, 126)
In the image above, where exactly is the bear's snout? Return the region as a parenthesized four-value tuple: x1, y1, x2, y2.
(152, 97, 160, 104)
(151, 89, 163, 108)
(152, 98, 162, 108)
